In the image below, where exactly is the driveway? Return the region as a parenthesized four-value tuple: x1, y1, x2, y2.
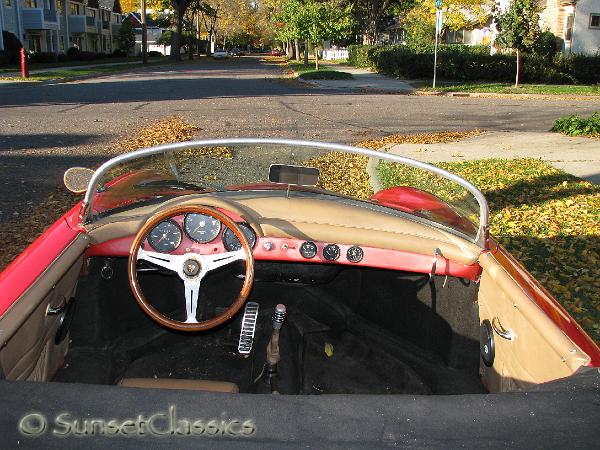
(1, 55, 599, 221)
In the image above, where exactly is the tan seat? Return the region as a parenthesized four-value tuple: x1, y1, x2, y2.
(118, 378, 239, 393)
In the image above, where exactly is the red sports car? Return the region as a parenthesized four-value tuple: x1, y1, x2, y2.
(0, 139, 598, 447)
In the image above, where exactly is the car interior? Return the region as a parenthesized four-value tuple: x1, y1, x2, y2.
(0, 189, 591, 397)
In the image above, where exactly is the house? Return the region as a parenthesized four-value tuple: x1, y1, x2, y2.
(126, 11, 170, 56)
(0, 0, 123, 54)
(539, 0, 600, 55)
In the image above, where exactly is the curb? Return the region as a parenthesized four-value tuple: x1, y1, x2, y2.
(413, 90, 600, 101)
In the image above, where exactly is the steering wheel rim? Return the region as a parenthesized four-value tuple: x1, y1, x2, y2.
(127, 205, 255, 332)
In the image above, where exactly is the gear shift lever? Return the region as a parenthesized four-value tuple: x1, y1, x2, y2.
(265, 304, 286, 393)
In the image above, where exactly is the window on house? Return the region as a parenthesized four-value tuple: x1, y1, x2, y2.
(87, 9, 96, 18)
(5, 0, 12, 8)
(27, 34, 41, 52)
(565, 14, 574, 41)
(60, 35, 65, 50)
(24, 0, 38, 8)
(69, 3, 81, 15)
(590, 14, 600, 29)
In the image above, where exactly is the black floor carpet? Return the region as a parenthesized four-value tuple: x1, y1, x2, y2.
(302, 331, 431, 395)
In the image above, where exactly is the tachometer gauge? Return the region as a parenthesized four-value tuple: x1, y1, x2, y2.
(222, 223, 256, 251)
(147, 220, 182, 253)
(184, 213, 221, 243)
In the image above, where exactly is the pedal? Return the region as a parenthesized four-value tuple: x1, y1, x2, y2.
(238, 302, 259, 355)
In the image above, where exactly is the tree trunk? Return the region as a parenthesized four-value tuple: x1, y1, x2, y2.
(515, 48, 520, 87)
(315, 48, 319, 71)
(295, 39, 300, 62)
(287, 40, 293, 58)
(170, 4, 185, 61)
(304, 43, 309, 66)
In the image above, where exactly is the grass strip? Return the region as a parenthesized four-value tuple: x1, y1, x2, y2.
(415, 81, 600, 96)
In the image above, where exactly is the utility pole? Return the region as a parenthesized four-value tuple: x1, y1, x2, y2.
(141, 0, 148, 63)
(432, 0, 443, 88)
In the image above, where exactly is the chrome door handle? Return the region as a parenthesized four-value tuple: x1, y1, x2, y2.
(492, 317, 514, 341)
(46, 301, 66, 316)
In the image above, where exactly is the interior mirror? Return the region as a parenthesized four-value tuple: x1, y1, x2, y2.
(269, 164, 319, 186)
(63, 167, 95, 194)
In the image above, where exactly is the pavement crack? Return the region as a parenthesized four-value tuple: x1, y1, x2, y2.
(57, 104, 86, 113)
(278, 99, 386, 133)
(133, 102, 151, 111)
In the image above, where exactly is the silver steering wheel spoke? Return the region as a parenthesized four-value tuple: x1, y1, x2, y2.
(137, 248, 181, 272)
(202, 249, 246, 272)
(183, 279, 201, 323)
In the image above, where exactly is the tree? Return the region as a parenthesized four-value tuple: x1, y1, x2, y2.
(274, 0, 354, 69)
(118, 17, 136, 54)
(343, 0, 411, 45)
(495, 0, 540, 87)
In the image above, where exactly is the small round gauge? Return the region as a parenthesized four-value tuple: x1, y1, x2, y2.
(147, 219, 182, 253)
(222, 223, 257, 251)
(323, 244, 340, 261)
(346, 246, 364, 263)
(184, 213, 221, 243)
(300, 241, 318, 259)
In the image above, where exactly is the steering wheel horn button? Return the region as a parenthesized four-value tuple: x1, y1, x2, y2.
(183, 259, 201, 277)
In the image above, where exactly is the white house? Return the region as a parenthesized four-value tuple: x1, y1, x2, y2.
(540, 0, 600, 55)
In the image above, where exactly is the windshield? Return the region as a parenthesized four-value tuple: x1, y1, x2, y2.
(84, 139, 488, 246)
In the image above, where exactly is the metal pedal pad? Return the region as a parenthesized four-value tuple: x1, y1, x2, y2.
(238, 302, 259, 355)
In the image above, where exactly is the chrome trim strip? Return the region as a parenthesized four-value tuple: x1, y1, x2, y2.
(82, 138, 489, 247)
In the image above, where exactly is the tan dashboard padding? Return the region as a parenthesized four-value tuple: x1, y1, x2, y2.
(0, 235, 87, 381)
(88, 193, 481, 265)
(478, 252, 589, 392)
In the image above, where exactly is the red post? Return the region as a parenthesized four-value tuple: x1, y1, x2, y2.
(20, 48, 29, 79)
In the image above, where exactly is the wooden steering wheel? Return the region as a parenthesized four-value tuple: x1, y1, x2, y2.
(127, 205, 255, 332)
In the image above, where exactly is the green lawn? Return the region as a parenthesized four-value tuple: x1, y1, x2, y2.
(415, 81, 600, 96)
(287, 61, 353, 80)
(0, 59, 166, 81)
(0, 56, 171, 74)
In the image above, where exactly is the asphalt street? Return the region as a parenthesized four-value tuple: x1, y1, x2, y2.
(1, 55, 599, 222)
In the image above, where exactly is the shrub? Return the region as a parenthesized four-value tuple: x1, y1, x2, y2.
(29, 52, 58, 63)
(534, 31, 559, 58)
(0, 52, 10, 66)
(2, 31, 23, 64)
(571, 54, 600, 84)
(111, 49, 127, 58)
(66, 46, 81, 60)
(346, 44, 599, 84)
(147, 50, 164, 57)
(552, 113, 600, 136)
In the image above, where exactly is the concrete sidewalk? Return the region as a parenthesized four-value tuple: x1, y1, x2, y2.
(302, 63, 415, 93)
(386, 131, 600, 184)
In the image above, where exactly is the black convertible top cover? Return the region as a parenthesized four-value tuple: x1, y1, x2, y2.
(1, 369, 599, 449)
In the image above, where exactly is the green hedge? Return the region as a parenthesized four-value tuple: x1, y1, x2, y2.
(347, 44, 599, 84)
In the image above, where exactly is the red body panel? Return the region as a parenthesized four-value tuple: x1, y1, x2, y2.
(370, 187, 477, 236)
(0, 203, 85, 317)
(489, 239, 600, 367)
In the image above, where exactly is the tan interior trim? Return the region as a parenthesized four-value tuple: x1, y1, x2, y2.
(118, 378, 239, 393)
(0, 234, 88, 342)
(478, 252, 589, 392)
(87, 193, 481, 266)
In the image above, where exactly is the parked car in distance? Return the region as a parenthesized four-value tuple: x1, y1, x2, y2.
(270, 48, 282, 56)
(212, 49, 229, 59)
(230, 47, 244, 57)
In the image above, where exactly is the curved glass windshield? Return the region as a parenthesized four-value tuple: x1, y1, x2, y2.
(84, 140, 488, 246)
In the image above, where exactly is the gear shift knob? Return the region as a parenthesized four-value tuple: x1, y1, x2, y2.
(272, 304, 286, 330)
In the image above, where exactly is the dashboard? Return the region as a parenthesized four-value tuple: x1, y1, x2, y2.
(86, 209, 481, 281)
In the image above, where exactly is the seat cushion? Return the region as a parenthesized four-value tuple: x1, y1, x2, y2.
(118, 378, 239, 393)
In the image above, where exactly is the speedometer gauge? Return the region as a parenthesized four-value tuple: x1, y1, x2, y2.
(147, 220, 182, 253)
(184, 213, 221, 243)
(222, 223, 256, 251)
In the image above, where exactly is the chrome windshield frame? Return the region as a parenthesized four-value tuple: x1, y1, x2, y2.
(82, 138, 489, 248)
